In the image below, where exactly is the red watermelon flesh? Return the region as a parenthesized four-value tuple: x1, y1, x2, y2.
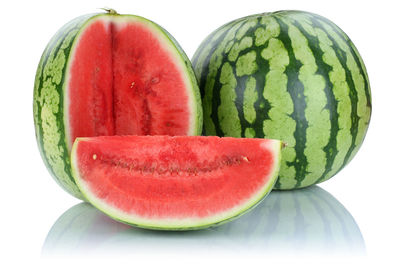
(71, 136, 282, 230)
(66, 17, 198, 149)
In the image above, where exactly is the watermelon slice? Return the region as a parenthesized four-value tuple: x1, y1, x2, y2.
(71, 136, 282, 230)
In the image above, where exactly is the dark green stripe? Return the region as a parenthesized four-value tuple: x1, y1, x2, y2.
(289, 20, 340, 185)
(36, 29, 77, 184)
(315, 14, 371, 110)
(232, 18, 268, 136)
(252, 48, 271, 138)
(209, 20, 250, 136)
(35, 23, 81, 163)
(312, 18, 361, 173)
(34, 15, 92, 199)
(348, 41, 371, 110)
(232, 18, 272, 138)
(274, 17, 309, 188)
(192, 33, 227, 100)
(193, 20, 247, 135)
(193, 19, 246, 100)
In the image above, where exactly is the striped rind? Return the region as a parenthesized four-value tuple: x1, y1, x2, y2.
(33, 14, 93, 199)
(33, 13, 203, 199)
(71, 138, 282, 230)
(192, 10, 371, 190)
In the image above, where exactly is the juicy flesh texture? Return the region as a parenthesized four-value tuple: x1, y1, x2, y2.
(74, 136, 278, 219)
(68, 19, 190, 148)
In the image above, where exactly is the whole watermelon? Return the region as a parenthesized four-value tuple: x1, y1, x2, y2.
(192, 10, 371, 189)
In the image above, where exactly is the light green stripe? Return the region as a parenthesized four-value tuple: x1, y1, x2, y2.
(313, 27, 353, 180)
(193, 18, 236, 71)
(260, 38, 296, 189)
(243, 76, 257, 124)
(333, 40, 370, 165)
(218, 62, 241, 137)
(348, 40, 371, 111)
(284, 19, 330, 188)
(202, 21, 246, 135)
(236, 50, 258, 76)
(316, 19, 369, 176)
(193, 41, 214, 81)
(33, 51, 46, 144)
(244, 127, 256, 138)
(224, 40, 235, 54)
(254, 16, 280, 46)
(228, 36, 253, 62)
(36, 20, 85, 198)
(192, 25, 229, 83)
(235, 17, 258, 40)
(294, 15, 317, 37)
(347, 42, 371, 162)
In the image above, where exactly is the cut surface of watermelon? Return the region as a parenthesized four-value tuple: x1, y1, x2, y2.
(71, 136, 282, 230)
(33, 11, 202, 199)
(65, 14, 201, 149)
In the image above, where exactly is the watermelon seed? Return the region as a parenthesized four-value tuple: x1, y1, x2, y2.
(130, 82, 135, 88)
(151, 77, 160, 84)
(242, 156, 249, 162)
(92, 154, 97, 160)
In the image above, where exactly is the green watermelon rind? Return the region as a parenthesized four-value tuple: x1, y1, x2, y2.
(33, 12, 203, 199)
(192, 10, 372, 190)
(70, 138, 282, 230)
(33, 14, 95, 200)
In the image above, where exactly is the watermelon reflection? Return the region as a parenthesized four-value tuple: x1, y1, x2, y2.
(42, 186, 365, 257)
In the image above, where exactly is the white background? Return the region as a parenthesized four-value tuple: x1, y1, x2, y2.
(0, 0, 399, 266)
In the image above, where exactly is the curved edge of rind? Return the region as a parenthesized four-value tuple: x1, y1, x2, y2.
(33, 13, 96, 200)
(71, 138, 282, 231)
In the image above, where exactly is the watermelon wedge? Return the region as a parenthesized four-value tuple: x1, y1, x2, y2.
(71, 136, 282, 230)
(33, 11, 202, 199)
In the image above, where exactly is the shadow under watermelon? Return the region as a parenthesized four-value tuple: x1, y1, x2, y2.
(42, 186, 365, 258)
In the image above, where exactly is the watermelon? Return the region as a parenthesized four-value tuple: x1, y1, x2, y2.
(192, 10, 372, 189)
(33, 10, 202, 199)
(70, 135, 282, 230)
(42, 186, 364, 255)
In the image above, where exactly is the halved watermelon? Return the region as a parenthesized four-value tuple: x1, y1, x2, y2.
(33, 11, 202, 199)
(71, 136, 282, 230)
